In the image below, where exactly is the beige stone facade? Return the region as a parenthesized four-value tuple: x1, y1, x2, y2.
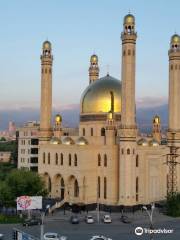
(37, 14, 180, 207)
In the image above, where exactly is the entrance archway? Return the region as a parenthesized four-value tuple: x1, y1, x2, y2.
(53, 174, 65, 199)
(67, 175, 79, 201)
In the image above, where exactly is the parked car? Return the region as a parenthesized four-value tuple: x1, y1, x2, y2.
(85, 215, 94, 224)
(103, 215, 112, 223)
(120, 215, 131, 223)
(70, 215, 79, 224)
(44, 232, 67, 240)
(0, 233, 4, 240)
(90, 236, 112, 240)
(23, 218, 42, 226)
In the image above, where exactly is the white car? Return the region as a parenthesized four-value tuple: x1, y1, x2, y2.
(85, 215, 94, 224)
(90, 236, 112, 240)
(103, 215, 112, 223)
(44, 232, 67, 240)
(0, 234, 4, 240)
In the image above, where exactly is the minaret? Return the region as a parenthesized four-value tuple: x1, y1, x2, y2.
(40, 40, 53, 142)
(152, 115, 161, 143)
(118, 14, 137, 205)
(54, 114, 62, 138)
(168, 34, 180, 146)
(89, 54, 99, 84)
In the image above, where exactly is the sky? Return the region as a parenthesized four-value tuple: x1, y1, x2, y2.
(0, 0, 179, 111)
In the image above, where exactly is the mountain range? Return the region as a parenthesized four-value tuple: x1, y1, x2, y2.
(0, 104, 168, 133)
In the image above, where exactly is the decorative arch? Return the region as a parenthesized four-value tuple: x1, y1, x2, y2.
(67, 175, 79, 200)
(53, 174, 65, 199)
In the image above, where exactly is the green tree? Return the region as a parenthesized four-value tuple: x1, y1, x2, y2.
(0, 169, 47, 207)
(166, 193, 180, 217)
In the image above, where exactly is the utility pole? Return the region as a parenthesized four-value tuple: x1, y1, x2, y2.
(166, 133, 180, 195)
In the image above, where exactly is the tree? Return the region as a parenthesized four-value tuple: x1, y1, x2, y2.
(0, 169, 48, 207)
(166, 193, 180, 217)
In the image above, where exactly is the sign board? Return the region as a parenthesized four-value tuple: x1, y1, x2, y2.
(17, 196, 42, 210)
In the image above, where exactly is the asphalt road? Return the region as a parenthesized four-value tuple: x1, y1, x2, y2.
(0, 211, 180, 240)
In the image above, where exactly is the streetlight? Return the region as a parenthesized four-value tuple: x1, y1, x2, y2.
(142, 203, 155, 229)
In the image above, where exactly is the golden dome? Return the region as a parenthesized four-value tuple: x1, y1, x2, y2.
(124, 14, 135, 24)
(149, 139, 159, 147)
(55, 114, 62, 123)
(153, 115, 160, 124)
(171, 34, 180, 44)
(50, 137, 62, 144)
(80, 75, 121, 114)
(62, 136, 75, 145)
(137, 138, 148, 146)
(43, 40, 51, 49)
(76, 137, 88, 146)
(90, 54, 98, 64)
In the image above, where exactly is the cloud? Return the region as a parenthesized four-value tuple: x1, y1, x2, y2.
(136, 96, 168, 109)
(0, 96, 168, 111)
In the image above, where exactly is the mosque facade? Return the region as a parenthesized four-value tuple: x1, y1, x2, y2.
(37, 14, 180, 207)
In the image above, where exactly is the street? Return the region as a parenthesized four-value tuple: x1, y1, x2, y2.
(0, 210, 180, 240)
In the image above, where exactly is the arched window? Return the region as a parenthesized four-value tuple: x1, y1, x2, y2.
(45, 68, 47, 74)
(42, 69, 44, 74)
(171, 65, 173, 70)
(60, 153, 63, 165)
(91, 128, 93, 136)
(83, 128, 85, 136)
(136, 155, 139, 167)
(98, 154, 101, 166)
(55, 153, 58, 165)
(74, 154, 77, 166)
(104, 154, 107, 167)
(74, 180, 79, 197)
(128, 49, 131, 55)
(101, 128, 105, 136)
(48, 153, 50, 164)
(136, 177, 139, 201)
(49, 68, 51, 74)
(69, 154, 71, 166)
(123, 50, 126, 56)
(43, 152, 46, 164)
(98, 176, 101, 198)
(104, 177, 107, 199)
(121, 148, 124, 154)
(127, 148, 130, 155)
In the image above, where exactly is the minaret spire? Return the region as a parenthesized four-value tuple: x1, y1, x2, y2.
(40, 40, 53, 142)
(118, 13, 137, 206)
(89, 54, 99, 84)
(168, 34, 180, 145)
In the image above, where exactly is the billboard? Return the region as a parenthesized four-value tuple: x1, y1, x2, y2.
(17, 196, 42, 210)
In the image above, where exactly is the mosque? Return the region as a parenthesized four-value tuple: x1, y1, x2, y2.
(38, 14, 180, 207)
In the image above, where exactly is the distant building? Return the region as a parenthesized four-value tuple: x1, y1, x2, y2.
(18, 121, 39, 172)
(8, 121, 16, 137)
(0, 151, 11, 163)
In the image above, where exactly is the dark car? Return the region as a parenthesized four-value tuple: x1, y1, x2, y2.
(120, 215, 131, 224)
(70, 215, 79, 224)
(23, 218, 42, 227)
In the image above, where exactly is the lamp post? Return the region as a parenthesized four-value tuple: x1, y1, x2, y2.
(40, 211, 45, 240)
(142, 203, 155, 240)
(142, 203, 155, 229)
